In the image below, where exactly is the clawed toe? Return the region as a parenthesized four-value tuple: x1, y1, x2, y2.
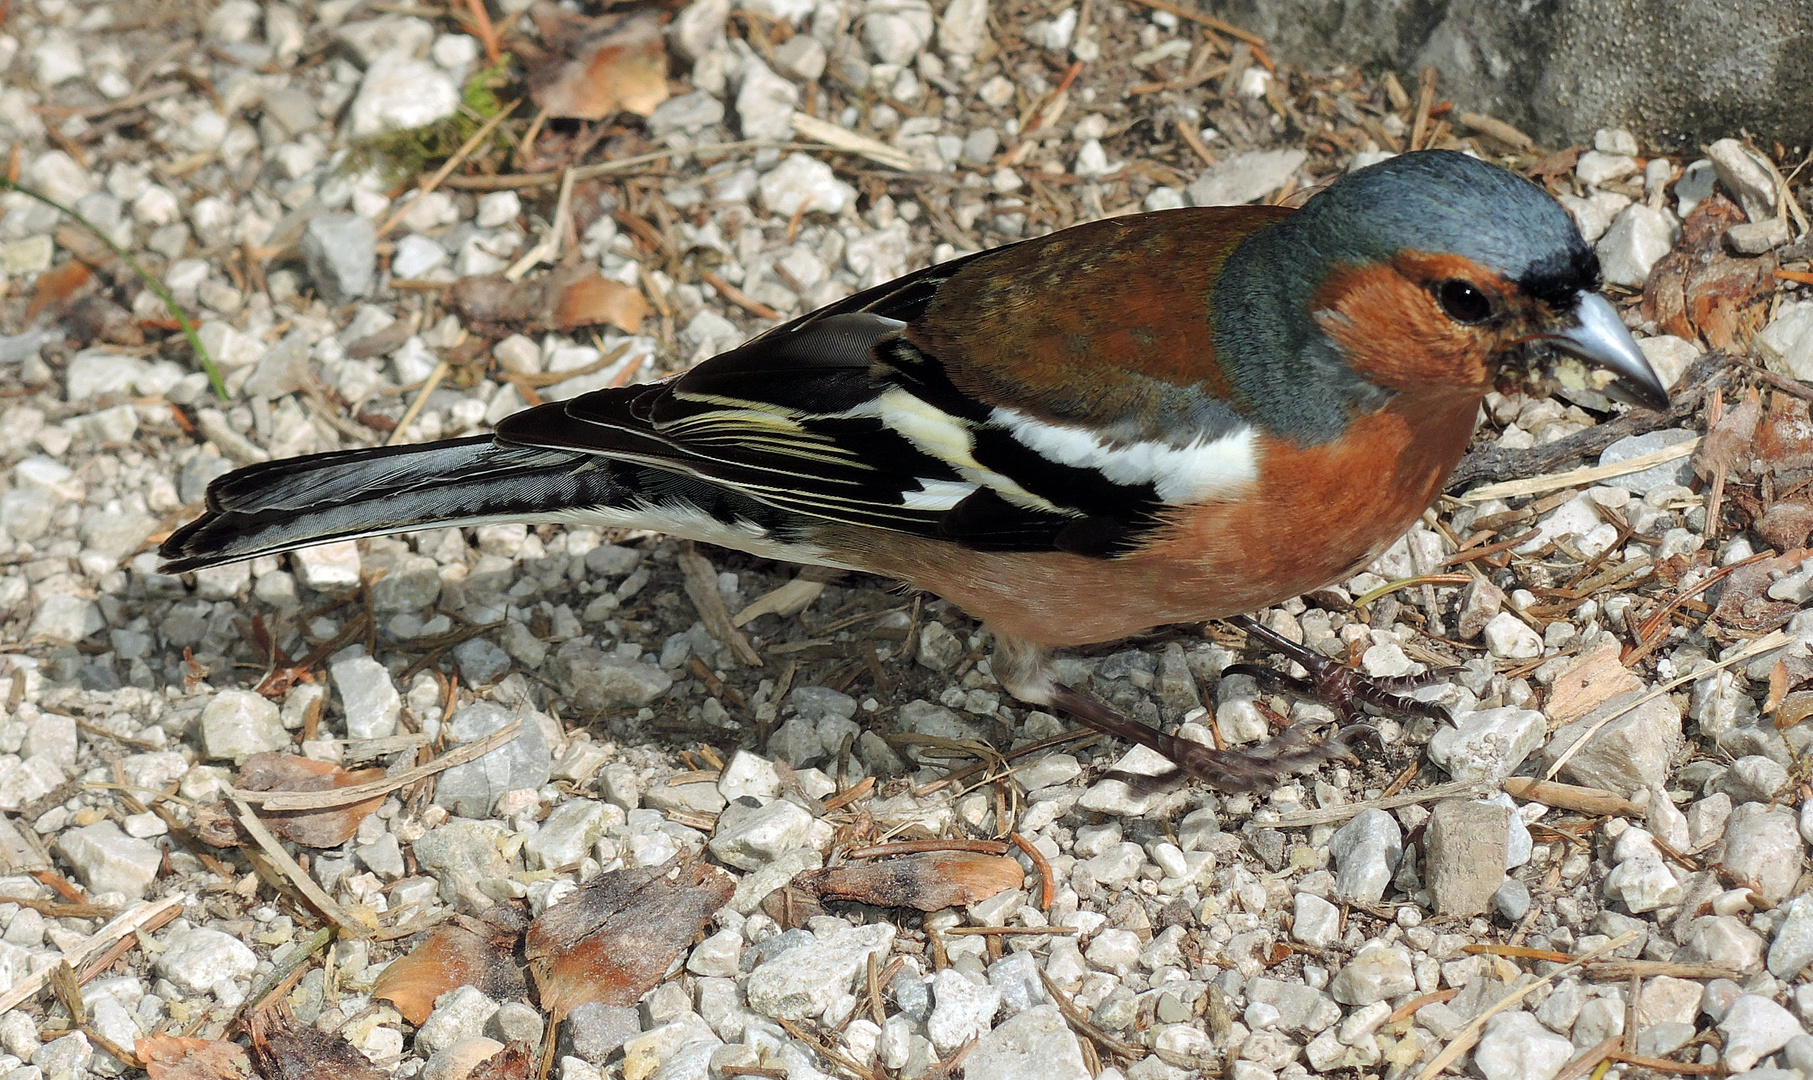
(1228, 615, 1454, 726)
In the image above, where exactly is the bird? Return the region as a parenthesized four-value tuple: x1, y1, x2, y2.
(161, 150, 1668, 791)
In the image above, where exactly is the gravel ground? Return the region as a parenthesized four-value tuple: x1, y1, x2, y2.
(1, 4, 1813, 1080)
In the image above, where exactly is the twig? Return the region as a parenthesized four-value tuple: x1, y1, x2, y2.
(678, 546, 763, 666)
(0, 894, 187, 1014)
(789, 111, 916, 170)
(245, 927, 334, 1015)
(1409, 66, 1437, 151)
(234, 720, 522, 810)
(229, 790, 374, 937)
(1114, 0, 1265, 45)
(1267, 779, 1490, 829)
(387, 358, 450, 447)
(504, 164, 577, 281)
(1010, 832, 1054, 909)
(1457, 438, 1701, 504)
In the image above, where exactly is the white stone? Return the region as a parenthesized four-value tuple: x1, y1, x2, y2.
(1291, 892, 1340, 948)
(962, 1005, 1088, 1080)
(201, 689, 287, 761)
(1429, 707, 1544, 782)
(926, 968, 999, 1053)
(1575, 151, 1639, 185)
(1707, 139, 1776, 222)
(1604, 853, 1682, 913)
(1721, 995, 1805, 1072)
(56, 822, 161, 899)
(1482, 612, 1541, 659)
(292, 541, 362, 592)
(744, 922, 894, 1021)
(348, 55, 460, 138)
(735, 58, 799, 142)
(332, 654, 401, 739)
(1187, 149, 1306, 207)
(1596, 204, 1676, 289)
(758, 154, 855, 217)
(1475, 1011, 1573, 1080)
(1755, 299, 1813, 382)
(157, 928, 258, 1001)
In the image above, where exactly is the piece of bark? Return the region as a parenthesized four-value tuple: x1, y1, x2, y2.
(525, 857, 733, 1018)
(791, 851, 1026, 912)
(372, 909, 530, 1025)
(246, 1007, 386, 1080)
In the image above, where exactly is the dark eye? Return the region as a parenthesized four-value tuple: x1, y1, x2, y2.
(1436, 279, 1492, 324)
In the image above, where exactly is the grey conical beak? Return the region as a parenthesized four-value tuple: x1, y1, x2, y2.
(1543, 293, 1670, 411)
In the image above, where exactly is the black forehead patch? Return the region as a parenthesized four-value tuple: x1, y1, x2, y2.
(1516, 244, 1602, 308)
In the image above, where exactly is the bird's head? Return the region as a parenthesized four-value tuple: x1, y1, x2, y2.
(1271, 150, 1669, 417)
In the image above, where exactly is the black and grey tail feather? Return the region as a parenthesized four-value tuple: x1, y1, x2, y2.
(159, 437, 617, 572)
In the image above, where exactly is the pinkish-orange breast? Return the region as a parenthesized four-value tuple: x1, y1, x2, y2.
(838, 388, 1482, 648)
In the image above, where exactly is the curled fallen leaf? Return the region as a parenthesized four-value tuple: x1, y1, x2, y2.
(372, 909, 530, 1025)
(526, 856, 733, 1018)
(246, 1007, 386, 1080)
(137, 1035, 251, 1080)
(196, 754, 387, 849)
(527, 5, 669, 120)
(1694, 386, 1763, 481)
(1641, 192, 1775, 349)
(792, 850, 1027, 911)
(449, 266, 649, 335)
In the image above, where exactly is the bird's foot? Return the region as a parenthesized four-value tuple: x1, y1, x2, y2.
(990, 629, 1375, 793)
(1045, 683, 1365, 793)
(1226, 615, 1455, 726)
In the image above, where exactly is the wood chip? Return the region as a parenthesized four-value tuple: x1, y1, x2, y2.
(1543, 638, 1644, 724)
(732, 574, 829, 627)
(1503, 777, 1646, 817)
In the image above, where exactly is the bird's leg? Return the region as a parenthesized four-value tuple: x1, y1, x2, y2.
(989, 632, 1361, 793)
(1227, 615, 1453, 725)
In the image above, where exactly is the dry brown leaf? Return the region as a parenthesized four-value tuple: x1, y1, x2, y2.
(526, 857, 733, 1018)
(1779, 690, 1813, 732)
(137, 1035, 251, 1080)
(199, 754, 387, 849)
(449, 266, 647, 335)
(372, 910, 530, 1025)
(26, 261, 94, 323)
(794, 851, 1028, 911)
(553, 273, 650, 334)
(1759, 500, 1813, 553)
(1641, 193, 1776, 348)
(247, 1007, 386, 1080)
(528, 5, 668, 120)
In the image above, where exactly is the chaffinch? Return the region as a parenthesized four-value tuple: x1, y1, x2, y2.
(163, 150, 1667, 790)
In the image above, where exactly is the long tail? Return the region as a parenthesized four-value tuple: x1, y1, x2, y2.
(159, 437, 621, 572)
